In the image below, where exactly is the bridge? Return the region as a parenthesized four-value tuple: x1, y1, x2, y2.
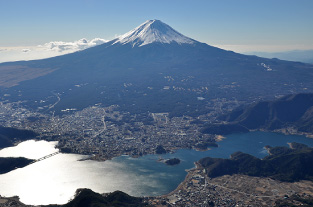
(30, 151, 60, 164)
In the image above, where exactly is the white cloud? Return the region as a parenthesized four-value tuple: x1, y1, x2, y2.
(22, 49, 31, 53)
(39, 38, 108, 52)
(0, 38, 109, 63)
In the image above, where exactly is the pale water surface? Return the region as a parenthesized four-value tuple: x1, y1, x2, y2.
(1, 131, 313, 205)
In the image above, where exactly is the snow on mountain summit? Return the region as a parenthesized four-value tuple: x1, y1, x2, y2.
(113, 20, 196, 47)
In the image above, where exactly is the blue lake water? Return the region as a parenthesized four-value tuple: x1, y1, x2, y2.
(0, 131, 313, 205)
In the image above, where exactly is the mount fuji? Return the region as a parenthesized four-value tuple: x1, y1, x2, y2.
(1, 20, 313, 117)
(113, 19, 196, 47)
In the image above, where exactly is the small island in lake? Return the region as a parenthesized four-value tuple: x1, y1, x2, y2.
(165, 158, 181, 166)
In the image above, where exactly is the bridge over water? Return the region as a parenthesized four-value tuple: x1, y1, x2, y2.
(30, 151, 60, 164)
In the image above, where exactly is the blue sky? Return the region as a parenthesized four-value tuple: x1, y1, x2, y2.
(0, 0, 313, 62)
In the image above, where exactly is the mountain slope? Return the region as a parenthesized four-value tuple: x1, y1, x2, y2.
(1, 20, 313, 117)
(199, 144, 313, 182)
(222, 93, 313, 132)
(0, 126, 38, 149)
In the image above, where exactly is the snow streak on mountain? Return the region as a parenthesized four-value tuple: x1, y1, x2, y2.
(113, 20, 196, 47)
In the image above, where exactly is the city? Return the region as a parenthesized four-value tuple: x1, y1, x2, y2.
(0, 100, 226, 160)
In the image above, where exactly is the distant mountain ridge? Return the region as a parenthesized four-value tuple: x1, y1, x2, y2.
(247, 50, 313, 64)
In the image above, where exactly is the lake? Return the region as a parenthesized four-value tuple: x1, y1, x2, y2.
(0, 131, 313, 205)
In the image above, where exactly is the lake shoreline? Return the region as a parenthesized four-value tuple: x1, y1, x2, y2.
(1, 131, 313, 205)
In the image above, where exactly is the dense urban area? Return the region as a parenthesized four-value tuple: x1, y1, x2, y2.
(0, 97, 241, 160)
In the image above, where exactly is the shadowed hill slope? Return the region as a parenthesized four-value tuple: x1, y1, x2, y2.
(46, 189, 146, 207)
(199, 144, 313, 182)
(224, 93, 313, 133)
(0, 126, 38, 149)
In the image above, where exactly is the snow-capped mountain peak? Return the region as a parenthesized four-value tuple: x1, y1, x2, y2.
(113, 20, 196, 47)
